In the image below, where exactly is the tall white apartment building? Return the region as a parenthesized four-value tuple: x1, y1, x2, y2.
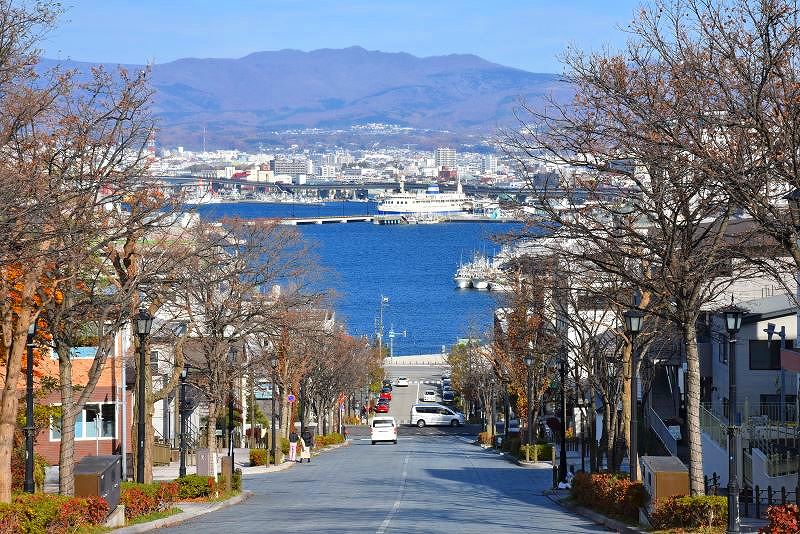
(434, 147, 457, 170)
(482, 155, 498, 174)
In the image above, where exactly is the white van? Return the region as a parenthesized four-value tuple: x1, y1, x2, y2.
(371, 416, 397, 444)
(410, 403, 466, 427)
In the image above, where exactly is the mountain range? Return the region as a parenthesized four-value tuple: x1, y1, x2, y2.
(42, 46, 570, 150)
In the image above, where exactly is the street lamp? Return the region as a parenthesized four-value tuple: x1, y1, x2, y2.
(179, 366, 188, 478)
(623, 308, 644, 482)
(555, 314, 569, 483)
(721, 299, 744, 534)
(135, 308, 152, 484)
(24, 320, 37, 493)
(524, 354, 534, 453)
(271, 355, 278, 466)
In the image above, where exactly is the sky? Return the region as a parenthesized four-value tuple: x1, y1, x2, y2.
(43, 0, 642, 73)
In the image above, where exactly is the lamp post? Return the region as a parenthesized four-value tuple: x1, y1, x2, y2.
(179, 367, 188, 478)
(135, 308, 152, 484)
(556, 314, 569, 483)
(524, 354, 534, 452)
(721, 300, 744, 534)
(271, 355, 278, 466)
(623, 308, 644, 482)
(24, 320, 37, 493)
(228, 348, 238, 464)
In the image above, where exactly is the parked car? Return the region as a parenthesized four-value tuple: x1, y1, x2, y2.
(382, 379, 393, 391)
(375, 403, 390, 413)
(371, 416, 397, 445)
(410, 403, 465, 427)
(395, 377, 409, 387)
(442, 391, 455, 403)
(422, 390, 437, 402)
(380, 388, 392, 400)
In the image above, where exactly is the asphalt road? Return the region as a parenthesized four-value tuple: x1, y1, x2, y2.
(161, 433, 604, 534)
(383, 365, 451, 424)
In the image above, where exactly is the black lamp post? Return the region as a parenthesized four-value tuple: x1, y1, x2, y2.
(135, 308, 152, 484)
(623, 308, 644, 482)
(271, 355, 278, 465)
(179, 366, 188, 478)
(228, 348, 238, 464)
(721, 300, 744, 534)
(556, 315, 569, 483)
(24, 320, 37, 493)
(524, 354, 534, 450)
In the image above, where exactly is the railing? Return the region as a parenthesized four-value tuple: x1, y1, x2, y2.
(152, 442, 171, 466)
(700, 404, 727, 450)
(743, 450, 753, 485)
(646, 403, 677, 456)
(741, 484, 800, 518)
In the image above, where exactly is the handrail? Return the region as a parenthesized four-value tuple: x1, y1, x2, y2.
(700, 404, 728, 450)
(646, 403, 678, 456)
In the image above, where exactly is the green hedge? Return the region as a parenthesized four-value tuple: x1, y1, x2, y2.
(0, 493, 108, 534)
(314, 432, 345, 447)
(519, 443, 553, 461)
(249, 448, 274, 466)
(175, 475, 218, 499)
(650, 495, 727, 529)
(571, 472, 646, 522)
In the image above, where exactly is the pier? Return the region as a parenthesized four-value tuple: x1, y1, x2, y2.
(279, 213, 520, 226)
(279, 215, 374, 225)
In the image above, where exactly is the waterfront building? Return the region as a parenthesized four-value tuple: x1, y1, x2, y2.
(272, 157, 314, 176)
(482, 155, 498, 174)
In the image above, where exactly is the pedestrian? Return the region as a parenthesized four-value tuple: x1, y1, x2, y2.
(300, 429, 313, 463)
(289, 429, 299, 462)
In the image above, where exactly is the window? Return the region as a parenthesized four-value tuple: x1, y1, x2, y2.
(50, 402, 117, 441)
(749, 340, 794, 370)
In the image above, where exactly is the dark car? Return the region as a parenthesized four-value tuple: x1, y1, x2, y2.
(382, 380, 393, 391)
(442, 391, 455, 403)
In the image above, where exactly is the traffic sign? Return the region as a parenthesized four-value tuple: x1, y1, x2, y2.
(287, 394, 296, 403)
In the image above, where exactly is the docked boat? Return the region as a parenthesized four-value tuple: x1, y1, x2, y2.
(453, 265, 471, 289)
(471, 278, 489, 290)
(377, 179, 468, 215)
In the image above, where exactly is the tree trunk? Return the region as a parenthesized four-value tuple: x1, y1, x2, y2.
(621, 343, 632, 472)
(58, 345, 76, 495)
(683, 322, 704, 495)
(206, 402, 218, 457)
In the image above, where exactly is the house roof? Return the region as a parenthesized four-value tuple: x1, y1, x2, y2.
(739, 293, 796, 324)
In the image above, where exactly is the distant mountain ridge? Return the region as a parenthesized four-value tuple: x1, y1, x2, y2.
(41, 46, 570, 149)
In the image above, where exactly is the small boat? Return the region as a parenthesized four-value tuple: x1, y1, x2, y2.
(471, 278, 489, 290)
(453, 265, 471, 289)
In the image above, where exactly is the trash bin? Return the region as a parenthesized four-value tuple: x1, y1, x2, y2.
(74, 455, 121, 512)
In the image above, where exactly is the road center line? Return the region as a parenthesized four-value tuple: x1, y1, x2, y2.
(376, 453, 410, 534)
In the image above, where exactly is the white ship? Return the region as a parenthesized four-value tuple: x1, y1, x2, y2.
(453, 265, 471, 289)
(377, 179, 468, 215)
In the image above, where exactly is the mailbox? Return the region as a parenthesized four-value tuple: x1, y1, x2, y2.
(640, 455, 689, 508)
(74, 455, 121, 512)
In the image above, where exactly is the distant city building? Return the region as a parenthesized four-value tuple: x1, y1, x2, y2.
(482, 155, 498, 174)
(317, 165, 337, 179)
(434, 147, 457, 170)
(272, 157, 313, 176)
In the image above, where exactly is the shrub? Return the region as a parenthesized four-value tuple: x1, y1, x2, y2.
(570, 472, 646, 522)
(121, 481, 179, 520)
(176, 475, 217, 499)
(477, 431, 493, 445)
(519, 443, 553, 461)
(760, 504, 800, 534)
(650, 495, 727, 529)
(502, 436, 521, 455)
(280, 437, 290, 455)
(249, 448, 270, 466)
(0, 493, 109, 534)
(218, 468, 242, 494)
(10, 448, 47, 492)
(344, 415, 361, 425)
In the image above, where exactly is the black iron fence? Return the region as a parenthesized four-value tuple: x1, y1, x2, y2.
(740, 484, 800, 519)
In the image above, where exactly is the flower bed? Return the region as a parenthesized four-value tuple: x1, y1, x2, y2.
(650, 495, 727, 530)
(314, 432, 345, 447)
(570, 472, 646, 523)
(120, 481, 179, 521)
(0, 493, 108, 534)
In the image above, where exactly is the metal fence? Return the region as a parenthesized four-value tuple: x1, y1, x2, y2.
(740, 484, 800, 519)
(700, 404, 727, 450)
(646, 403, 677, 456)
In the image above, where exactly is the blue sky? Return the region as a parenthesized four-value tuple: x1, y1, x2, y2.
(45, 1, 641, 73)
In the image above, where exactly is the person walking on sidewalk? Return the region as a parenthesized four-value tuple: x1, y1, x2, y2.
(300, 429, 313, 463)
(289, 429, 299, 462)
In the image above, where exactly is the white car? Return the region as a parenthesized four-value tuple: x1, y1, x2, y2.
(423, 389, 438, 402)
(396, 377, 409, 387)
(371, 416, 397, 444)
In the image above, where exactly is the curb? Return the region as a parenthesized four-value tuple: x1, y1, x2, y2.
(543, 492, 645, 534)
(112, 490, 253, 533)
(241, 440, 351, 475)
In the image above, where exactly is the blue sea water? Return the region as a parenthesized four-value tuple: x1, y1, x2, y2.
(195, 201, 517, 355)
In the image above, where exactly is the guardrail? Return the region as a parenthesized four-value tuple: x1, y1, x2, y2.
(646, 403, 677, 456)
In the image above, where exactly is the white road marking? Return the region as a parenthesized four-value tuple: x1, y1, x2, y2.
(376, 453, 410, 534)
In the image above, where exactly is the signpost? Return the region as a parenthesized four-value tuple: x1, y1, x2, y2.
(287, 394, 296, 403)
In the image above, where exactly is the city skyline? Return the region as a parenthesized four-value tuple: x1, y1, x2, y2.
(45, 0, 641, 73)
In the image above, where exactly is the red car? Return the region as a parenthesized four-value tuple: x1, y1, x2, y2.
(380, 391, 392, 401)
(375, 403, 390, 413)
